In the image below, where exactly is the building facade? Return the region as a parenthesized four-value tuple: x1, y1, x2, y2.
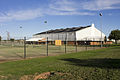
(27, 24, 108, 45)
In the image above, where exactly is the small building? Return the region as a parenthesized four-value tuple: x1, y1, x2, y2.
(27, 24, 111, 45)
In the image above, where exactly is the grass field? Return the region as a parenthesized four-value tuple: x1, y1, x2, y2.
(0, 46, 120, 80)
(0, 44, 100, 61)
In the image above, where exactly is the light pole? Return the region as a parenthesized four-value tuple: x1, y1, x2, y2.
(44, 21, 48, 44)
(44, 21, 48, 56)
(6, 31, 10, 41)
(19, 26, 23, 44)
(19, 26, 22, 39)
(99, 13, 103, 47)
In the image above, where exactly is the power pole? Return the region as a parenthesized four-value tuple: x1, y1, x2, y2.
(99, 12, 103, 47)
(6, 31, 10, 40)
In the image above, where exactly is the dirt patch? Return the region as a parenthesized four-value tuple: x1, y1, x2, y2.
(20, 75, 33, 80)
(20, 71, 71, 80)
(34, 72, 50, 80)
(0, 75, 7, 79)
(0, 56, 46, 63)
(0, 59, 22, 63)
(0, 56, 5, 59)
(0, 59, 8, 63)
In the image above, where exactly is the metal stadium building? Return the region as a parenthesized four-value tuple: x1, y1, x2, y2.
(26, 24, 112, 45)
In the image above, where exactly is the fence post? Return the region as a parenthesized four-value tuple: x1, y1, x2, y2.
(74, 32, 77, 52)
(58, 34, 59, 40)
(65, 40, 67, 53)
(75, 40, 77, 52)
(24, 37, 26, 59)
(85, 38, 87, 51)
(93, 38, 95, 50)
(47, 37, 48, 56)
(65, 33, 67, 53)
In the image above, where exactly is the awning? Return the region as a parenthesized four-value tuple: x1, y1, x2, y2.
(26, 38, 46, 42)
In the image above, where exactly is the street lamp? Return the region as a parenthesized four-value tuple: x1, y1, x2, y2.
(99, 12, 103, 47)
(44, 21, 48, 56)
(19, 26, 23, 44)
(44, 21, 48, 42)
(19, 26, 22, 39)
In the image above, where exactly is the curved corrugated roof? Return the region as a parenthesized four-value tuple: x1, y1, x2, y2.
(34, 25, 91, 35)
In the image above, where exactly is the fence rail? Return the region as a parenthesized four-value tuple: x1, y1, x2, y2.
(0, 37, 113, 62)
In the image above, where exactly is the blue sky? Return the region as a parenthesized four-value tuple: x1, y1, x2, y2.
(0, 0, 120, 39)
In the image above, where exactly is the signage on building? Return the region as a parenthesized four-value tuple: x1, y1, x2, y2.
(55, 40, 62, 46)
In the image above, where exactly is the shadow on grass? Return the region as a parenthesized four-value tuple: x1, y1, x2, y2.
(60, 58, 120, 69)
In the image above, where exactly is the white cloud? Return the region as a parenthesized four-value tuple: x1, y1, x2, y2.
(0, 8, 93, 22)
(81, 0, 120, 11)
(0, 23, 6, 27)
(0, 8, 43, 22)
(46, 10, 94, 16)
(108, 13, 112, 16)
(0, 0, 95, 22)
(2, 0, 120, 22)
(48, 0, 94, 15)
(49, 0, 77, 11)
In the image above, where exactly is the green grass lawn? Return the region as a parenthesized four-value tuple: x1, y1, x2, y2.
(0, 46, 120, 80)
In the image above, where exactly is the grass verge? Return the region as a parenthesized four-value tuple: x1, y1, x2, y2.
(0, 47, 120, 80)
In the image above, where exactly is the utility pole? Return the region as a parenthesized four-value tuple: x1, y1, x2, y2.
(20, 26, 22, 39)
(24, 37, 26, 59)
(44, 21, 49, 56)
(99, 12, 103, 47)
(65, 32, 67, 53)
(6, 31, 10, 40)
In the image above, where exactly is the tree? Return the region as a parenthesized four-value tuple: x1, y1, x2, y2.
(10, 38, 15, 46)
(0, 36, 2, 41)
(104, 36, 107, 43)
(0, 36, 2, 45)
(10, 38, 14, 42)
(108, 29, 120, 44)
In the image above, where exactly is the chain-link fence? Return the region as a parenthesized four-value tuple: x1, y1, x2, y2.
(0, 37, 112, 62)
